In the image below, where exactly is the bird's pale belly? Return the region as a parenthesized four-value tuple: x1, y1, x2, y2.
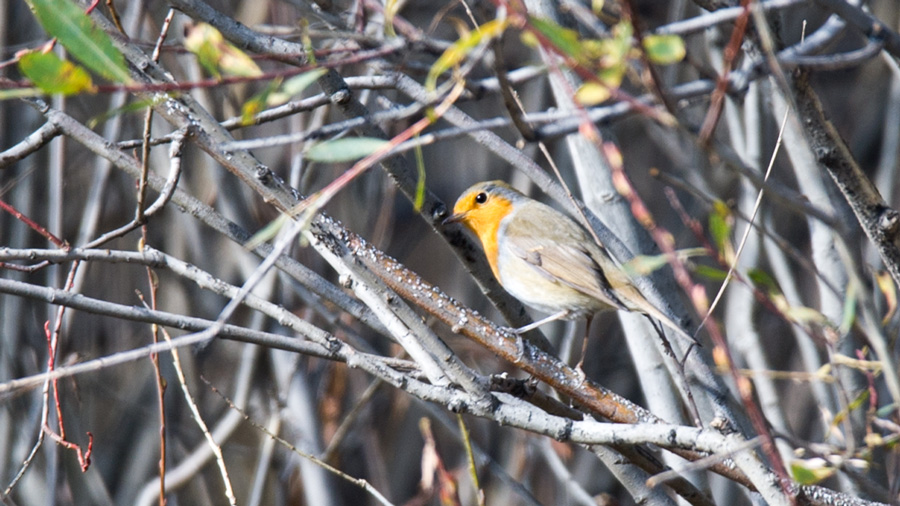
(496, 248, 615, 318)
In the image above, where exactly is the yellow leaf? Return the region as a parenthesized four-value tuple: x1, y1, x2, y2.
(426, 18, 508, 90)
(784, 305, 829, 326)
(875, 270, 896, 325)
(712, 345, 729, 370)
(19, 50, 94, 94)
(520, 30, 539, 48)
(575, 82, 610, 105)
(185, 23, 261, 78)
(384, 0, 400, 37)
(864, 432, 883, 447)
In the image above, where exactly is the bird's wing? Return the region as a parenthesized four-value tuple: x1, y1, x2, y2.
(503, 204, 628, 310)
(504, 203, 700, 343)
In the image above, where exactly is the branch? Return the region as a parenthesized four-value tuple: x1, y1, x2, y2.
(23, 98, 387, 337)
(0, 122, 60, 169)
(792, 71, 900, 406)
(813, 0, 900, 60)
(161, 0, 555, 351)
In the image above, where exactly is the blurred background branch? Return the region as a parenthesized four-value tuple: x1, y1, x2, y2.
(2, 0, 899, 505)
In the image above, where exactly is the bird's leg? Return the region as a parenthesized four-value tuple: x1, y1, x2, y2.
(513, 310, 571, 334)
(574, 314, 593, 374)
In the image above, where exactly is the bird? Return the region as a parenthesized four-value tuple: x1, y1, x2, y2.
(444, 180, 697, 348)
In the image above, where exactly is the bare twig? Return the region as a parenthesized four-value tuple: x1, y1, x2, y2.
(0, 122, 60, 168)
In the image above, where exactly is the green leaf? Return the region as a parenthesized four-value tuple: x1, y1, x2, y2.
(693, 264, 728, 281)
(87, 95, 167, 128)
(840, 279, 858, 333)
(19, 50, 94, 94)
(528, 17, 582, 58)
(0, 88, 44, 100)
(25, 0, 130, 83)
(747, 268, 780, 293)
(876, 403, 898, 418)
(245, 68, 327, 124)
(413, 134, 426, 212)
(306, 137, 390, 163)
(831, 388, 868, 429)
(242, 78, 281, 125)
(299, 18, 317, 66)
(790, 459, 835, 485)
(185, 25, 221, 77)
(266, 68, 327, 106)
(426, 18, 507, 90)
(833, 390, 869, 427)
(643, 34, 686, 64)
(708, 201, 732, 252)
(279, 69, 327, 98)
(608, 21, 633, 61)
(624, 248, 707, 277)
(597, 61, 626, 87)
(245, 214, 289, 251)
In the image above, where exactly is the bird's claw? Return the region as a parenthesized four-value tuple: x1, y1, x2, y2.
(505, 326, 527, 361)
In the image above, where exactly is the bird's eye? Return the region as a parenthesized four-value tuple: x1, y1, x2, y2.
(474, 192, 488, 204)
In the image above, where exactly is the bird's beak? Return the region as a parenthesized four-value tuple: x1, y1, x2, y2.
(443, 211, 466, 225)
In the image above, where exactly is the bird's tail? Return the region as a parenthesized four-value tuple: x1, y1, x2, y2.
(618, 284, 701, 345)
(643, 303, 701, 346)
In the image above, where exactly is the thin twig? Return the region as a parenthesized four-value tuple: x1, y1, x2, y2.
(156, 322, 237, 506)
(202, 377, 396, 506)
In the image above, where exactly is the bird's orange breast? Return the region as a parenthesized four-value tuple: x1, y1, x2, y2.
(457, 196, 514, 280)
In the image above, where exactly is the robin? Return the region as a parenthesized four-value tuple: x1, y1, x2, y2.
(444, 180, 697, 345)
